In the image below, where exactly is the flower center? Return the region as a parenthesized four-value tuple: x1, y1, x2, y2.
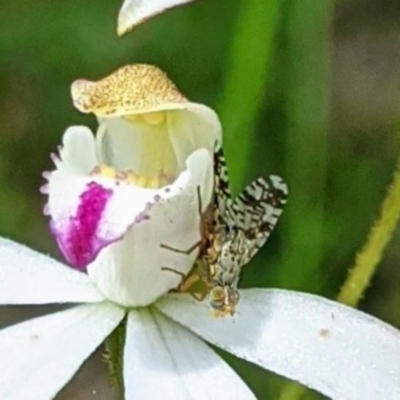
(90, 164, 172, 188)
(96, 111, 182, 188)
(125, 112, 165, 125)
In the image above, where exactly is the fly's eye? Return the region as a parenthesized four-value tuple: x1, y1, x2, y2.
(208, 287, 226, 310)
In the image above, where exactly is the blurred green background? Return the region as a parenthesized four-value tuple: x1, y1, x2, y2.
(1, 0, 400, 399)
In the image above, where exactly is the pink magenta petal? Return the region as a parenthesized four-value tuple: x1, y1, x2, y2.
(47, 173, 159, 270)
(50, 181, 113, 269)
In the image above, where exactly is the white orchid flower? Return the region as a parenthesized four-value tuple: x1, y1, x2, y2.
(1, 64, 400, 399)
(1, 239, 400, 399)
(117, 0, 197, 36)
(49, 64, 220, 307)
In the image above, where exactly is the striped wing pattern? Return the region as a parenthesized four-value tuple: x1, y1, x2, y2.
(231, 175, 288, 262)
(212, 143, 233, 224)
(212, 143, 288, 265)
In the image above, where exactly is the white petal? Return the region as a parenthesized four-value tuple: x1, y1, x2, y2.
(55, 126, 97, 175)
(156, 289, 400, 400)
(123, 308, 255, 400)
(117, 0, 197, 36)
(88, 148, 214, 307)
(0, 303, 124, 400)
(0, 238, 104, 304)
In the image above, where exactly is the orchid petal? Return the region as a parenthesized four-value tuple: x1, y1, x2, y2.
(157, 289, 400, 400)
(47, 172, 158, 269)
(47, 125, 164, 269)
(0, 303, 124, 400)
(117, 0, 197, 36)
(88, 148, 214, 307)
(0, 238, 103, 305)
(55, 126, 97, 175)
(123, 308, 256, 400)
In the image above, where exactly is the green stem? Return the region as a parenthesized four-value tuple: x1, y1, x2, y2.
(217, 0, 281, 193)
(337, 158, 400, 306)
(103, 318, 126, 399)
(278, 383, 308, 400)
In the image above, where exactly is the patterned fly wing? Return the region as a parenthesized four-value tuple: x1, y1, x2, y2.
(210, 143, 288, 272)
(229, 174, 288, 262)
(212, 143, 233, 226)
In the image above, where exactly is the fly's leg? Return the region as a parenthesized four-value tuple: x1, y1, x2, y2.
(161, 265, 208, 301)
(161, 266, 201, 292)
(160, 186, 211, 302)
(160, 241, 202, 255)
(191, 289, 208, 302)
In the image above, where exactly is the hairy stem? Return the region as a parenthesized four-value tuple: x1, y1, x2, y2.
(337, 158, 400, 306)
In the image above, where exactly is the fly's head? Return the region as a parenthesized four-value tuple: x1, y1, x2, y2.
(208, 285, 240, 317)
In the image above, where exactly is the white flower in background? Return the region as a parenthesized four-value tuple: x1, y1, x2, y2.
(117, 0, 197, 36)
(0, 64, 400, 399)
